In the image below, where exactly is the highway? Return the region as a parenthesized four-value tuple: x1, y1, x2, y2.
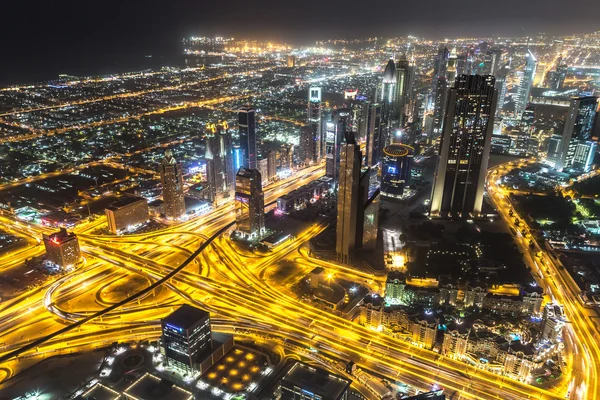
(0, 160, 585, 399)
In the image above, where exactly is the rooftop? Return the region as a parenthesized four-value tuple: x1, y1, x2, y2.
(105, 195, 147, 211)
(280, 361, 351, 400)
(163, 304, 210, 330)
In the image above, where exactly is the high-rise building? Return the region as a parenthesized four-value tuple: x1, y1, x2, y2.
(514, 50, 537, 119)
(205, 125, 227, 205)
(306, 87, 322, 164)
(286, 54, 296, 68)
(238, 107, 257, 169)
(336, 133, 362, 263)
(393, 55, 414, 125)
(556, 96, 599, 171)
(232, 145, 243, 173)
(43, 227, 81, 269)
(430, 75, 498, 217)
(365, 102, 385, 168)
(218, 121, 235, 199)
(325, 109, 351, 185)
(160, 150, 186, 219)
(546, 58, 568, 90)
(267, 150, 277, 181)
(161, 304, 212, 373)
(235, 168, 265, 239)
(257, 158, 269, 185)
(541, 303, 565, 343)
(381, 143, 414, 198)
(378, 59, 398, 135)
(428, 47, 451, 141)
(105, 196, 149, 234)
(275, 361, 351, 400)
(572, 141, 597, 172)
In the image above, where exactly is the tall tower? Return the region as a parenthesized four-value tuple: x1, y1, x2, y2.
(160, 149, 186, 219)
(238, 107, 257, 169)
(365, 102, 384, 168)
(429, 47, 450, 141)
(235, 168, 265, 239)
(325, 108, 351, 186)
(205, 122, 233, 205)
(514, 50, 537, 119)
(307, 87, 322, 163)
(336, 133, 362, 263)
(393, 55, 414, 126)
(556, 96, 599, 172)
(430, 75, 498, 218)
(379, 59, 398, 135)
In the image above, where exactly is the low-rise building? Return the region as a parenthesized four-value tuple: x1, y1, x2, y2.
(42, 227, 81, 269)
(105, 195, 149, 234)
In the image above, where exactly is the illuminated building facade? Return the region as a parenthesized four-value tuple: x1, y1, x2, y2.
(393, 55, 414, 125)
(381, 143, 414, 197)
(160, 149, 186, 219)
(205, 122, 235, 205)
(325, 108, 351, 185)
(161, 304, 212, 373)
(556, 96, 598, 172)
(365, 102, 385, 168)
(336, 133, 362, 263)
(105, 196, 149, 234)
(514, 50, 537, 119)
(276, 361, 351, 400)
(235, 168, 265, 239)
(42, 227, 81, 269)
(306, 87, 322, 164)
(430, 75, 498, 218)
(238, 106, 257, 169)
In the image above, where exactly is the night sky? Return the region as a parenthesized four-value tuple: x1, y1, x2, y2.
(1, 0, 599, 84)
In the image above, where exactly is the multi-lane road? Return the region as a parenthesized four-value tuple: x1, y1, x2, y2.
(0, 160, 591, 399)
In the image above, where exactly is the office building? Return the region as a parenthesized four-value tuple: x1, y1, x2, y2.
(205, 123, 234, 205)
(572, 141, 597, 172)
(286, 54, 296, 67)
(546, 58, 568, 90)
(428, 47, 450, 141)
(160, 150, 186, 219)
(267, 150, 277, 181)
(257, 158, 269, 185)
(275, 361, 351, 400)
(556, 96, 599, 171)
(43, 227, 81, 269)
(430, 75, 498, 217)
(238, 106, 257, 169)
(336, 133, 362, 263)
(232, 145, 243, 173)
(514, 50, 537, 119)
(378, 59, 397, 131)
(105, 196, 149, 234)
(306, 87, 322, 164)
(325, 109, 351, 185)
(393, 55, 414, 125)
(365, 102, 385, 168)
(235, 168, 265, 239)
(161, 304, 212, 373)
(381, 143, 414, 198)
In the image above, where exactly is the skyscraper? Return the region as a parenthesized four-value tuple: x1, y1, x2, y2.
(160, 149, 186, 219)
(365, 102, 384, 168)
(205, 122, 235, 205)
(238, 107, 257, 169)
(336, 133, 362, 263)
(235, 168, 265, 239)
(556, 96, 599, 171)
(325, 109, 351, 185)
(546, 57, 568, 90)
(393, 55, 414, 125)
(430, 75, 498, 218)
(378, 59, 398, 133)
(306, 87, 322, 164)
(429, 47, 450, 142)
(514, 50, 537, 119)
(381, 143, 414, 198)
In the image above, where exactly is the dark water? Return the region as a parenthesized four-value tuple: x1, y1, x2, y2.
(0, 52, 217, 86)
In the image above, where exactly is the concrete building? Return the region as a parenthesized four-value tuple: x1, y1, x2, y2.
(381, 143, 414, 198)
(160, 150, 186, 219)
(105, 196, 149, 234)
(42, 227, 81, 269)
(541, 303, 565, 343)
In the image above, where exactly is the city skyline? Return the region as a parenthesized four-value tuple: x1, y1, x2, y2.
(2, 15, 600, 400)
